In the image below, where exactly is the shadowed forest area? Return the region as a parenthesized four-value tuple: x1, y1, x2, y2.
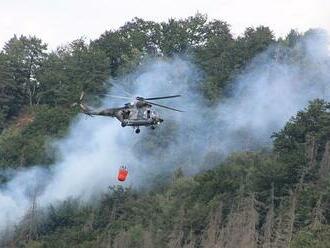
(1, 14, 330, 247)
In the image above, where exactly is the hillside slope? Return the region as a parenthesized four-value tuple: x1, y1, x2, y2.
(1, 16, 330, 248)
(3, 100, 330, 248)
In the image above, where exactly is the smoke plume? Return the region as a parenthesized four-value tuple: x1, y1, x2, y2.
(0, 29, 330, 234)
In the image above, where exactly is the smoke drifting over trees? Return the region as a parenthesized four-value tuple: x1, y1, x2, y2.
(0, 15, 330, 247)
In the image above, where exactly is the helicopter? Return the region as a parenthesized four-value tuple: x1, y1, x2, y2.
(72, 92, 183, 134)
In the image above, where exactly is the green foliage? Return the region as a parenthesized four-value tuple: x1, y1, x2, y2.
(291, 226, 330, 248)
(19, 96, 330, 246)
(273, 99, 330, 159)
(3, 35, 48, 106)
(0, 106, 74, 168)
(0, 52, 20, 120)
(239, 26, 275, 59)
(37, 39, 110, 106)
(0, 15, 329, 247)
(24, 106, 75, 136)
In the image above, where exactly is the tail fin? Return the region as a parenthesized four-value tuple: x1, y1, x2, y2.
(71, 91, 93, 116)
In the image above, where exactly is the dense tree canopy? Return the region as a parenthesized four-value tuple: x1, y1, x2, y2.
(0, 15, 329, 247)
(0, 15, 287, 168)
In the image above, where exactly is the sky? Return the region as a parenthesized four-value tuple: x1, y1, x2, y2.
(1, 0, 330, 50)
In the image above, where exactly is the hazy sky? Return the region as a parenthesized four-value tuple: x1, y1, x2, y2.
(1, 0, 329, 50)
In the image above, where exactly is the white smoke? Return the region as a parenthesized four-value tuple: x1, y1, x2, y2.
(0, 29, 330, 235)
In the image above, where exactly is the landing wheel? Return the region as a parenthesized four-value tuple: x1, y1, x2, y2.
(151, 126, 156, 130)
(121, 122, 126, 127)
(135, 128, 140, 134)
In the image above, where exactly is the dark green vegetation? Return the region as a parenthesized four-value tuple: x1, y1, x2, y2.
(0, 14, 280, 170)
(1, 14, 329, 247)
(7, 100, 330, 248)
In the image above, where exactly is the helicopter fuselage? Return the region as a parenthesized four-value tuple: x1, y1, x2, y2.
(120, 104, 163, 127)
(86, 102, 163, 130)
(78, 94, 182, 133)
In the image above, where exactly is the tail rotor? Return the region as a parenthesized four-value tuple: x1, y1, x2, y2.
(71, 91, 91, 114)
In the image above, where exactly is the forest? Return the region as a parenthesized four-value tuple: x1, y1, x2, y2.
(1, 14, 330, 247)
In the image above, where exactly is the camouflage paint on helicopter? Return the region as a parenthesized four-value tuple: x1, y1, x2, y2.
(72, 92, 183, 133)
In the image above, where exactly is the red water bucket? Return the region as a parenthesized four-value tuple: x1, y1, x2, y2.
(118, 167, 128, 182)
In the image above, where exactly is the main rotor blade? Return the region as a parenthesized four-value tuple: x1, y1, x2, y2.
(100, 94, 132, 100)
(142, 95, 181, 101)
(145, 100, 184, 112)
